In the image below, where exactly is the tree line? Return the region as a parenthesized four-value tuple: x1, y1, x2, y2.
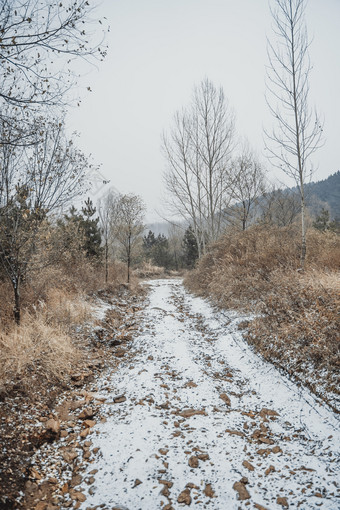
(0, 1, 107, 323)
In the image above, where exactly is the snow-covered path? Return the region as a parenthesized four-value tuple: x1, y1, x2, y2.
(79, 279, 339, 510)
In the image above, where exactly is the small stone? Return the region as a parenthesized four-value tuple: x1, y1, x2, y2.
(177, 488, 192, 505)
(188, 456, 199, 468)
(133, 479, 142, 488)
(197, 453, 209, 461)
(220, 393, 231, 406)
(265, 465, 275, 476)
(159, 448, 169, 455)
(277, 497, 289, 508)
(45, 419, 60, 435)
(233, 481, 250, 500)
(242, 460, 255, 471)
(78, 407, 95, 420)
(83, 419, 96, 428)
(113, 395, 126, 403)
(204, 483, 215, 498)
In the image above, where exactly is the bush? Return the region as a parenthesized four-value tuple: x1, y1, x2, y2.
(185, 225, 340, 410)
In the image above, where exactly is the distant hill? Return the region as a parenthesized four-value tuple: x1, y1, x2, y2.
(305, 171, 340, 219)
(145, 172, 340, 238)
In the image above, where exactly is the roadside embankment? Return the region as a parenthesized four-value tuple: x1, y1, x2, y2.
(185, 225, 340, 412)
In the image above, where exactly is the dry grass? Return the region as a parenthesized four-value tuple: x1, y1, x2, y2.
(185, 226, 340, 410)
(0, 260, 129, 394)
(134, 261, 168, 279)
(0, 311, 78, 393)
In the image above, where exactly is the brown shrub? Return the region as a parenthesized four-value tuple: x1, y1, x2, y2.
(185, 226, 340, 310)
(0, 258, 129, 393)
(0, 310, 79, 393)
(185, 225, 340, 409)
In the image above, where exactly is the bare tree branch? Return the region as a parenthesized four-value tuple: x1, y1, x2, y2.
(265, 0, 324, 268)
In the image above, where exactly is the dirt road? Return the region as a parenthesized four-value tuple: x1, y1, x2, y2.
(35, 279, 340, 509)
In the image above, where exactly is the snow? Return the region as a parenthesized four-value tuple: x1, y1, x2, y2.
(78, 279, 339, 509)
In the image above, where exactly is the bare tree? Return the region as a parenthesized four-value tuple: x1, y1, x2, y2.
(0, 0, 107, 108)
(0, 118, 90, 323)
(227, 146, 267, 231)
(261, 185, 301, 227)
(110, 194, 145, 283)
(97, 189, 117, 284)
(265, 0, 323, 268)
(163, 78, 235, 256)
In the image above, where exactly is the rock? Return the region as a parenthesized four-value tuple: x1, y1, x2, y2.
(70, 474, 82, 487)
(203, 483, 215, 498)
(159, 480, 173, 488)
(62, 450, 78, 463)
(133, 479, 142, 488)
(225, 429, 244, 437)
(242, 460, 255, 471)
(74, 491, 86, 502)
(265, 465, 275, 476)
(159, 448, 169, 455)
(184, 381, 197, 388)
(186, 483, 199, 489)
(188, 456, 199, 468)
(277, 497, 289, 508)
(83, 419, 96, 428)
(233, 481, 250, 500)
(219, 393, 231, 406)
(177, 488, 192, 505)
(178, 408, 207, 418)
(113, 395, 126, 403)
(197, 453, 209, 461)
(115, 348, 125, 358)
(259, 408, 279, 418)
(35, 503, 47, 510)
(45, 419, 60, 435)
(78, 407, 95, 420)
(30, 468, 43, 480)
(272, 446, 282, 454)
(80, 428, 90, 438)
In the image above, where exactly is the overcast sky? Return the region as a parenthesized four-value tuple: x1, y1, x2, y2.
(68, 0, 340, 221)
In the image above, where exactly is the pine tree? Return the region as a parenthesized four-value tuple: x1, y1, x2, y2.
(80, 198, 102, 259)
(183, 226, 199, 268)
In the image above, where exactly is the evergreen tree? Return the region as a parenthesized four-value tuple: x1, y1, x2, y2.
(152, 234, 172, 269)
(61, 198, 102, 260)
(183, 226, 199, 268)
(81, 198, 102, 259)
(143, 230, 156, 252)
(313, 208, 330, 232)
(313, 208, 340, 234)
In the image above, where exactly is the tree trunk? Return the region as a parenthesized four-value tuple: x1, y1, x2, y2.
(127, 234, 131, 283)
(13, 279, 21, 325)
(300, 188, 306, 270)
(105, 239, 108, 284)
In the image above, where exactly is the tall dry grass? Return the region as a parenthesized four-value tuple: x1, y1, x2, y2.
(0, 259, 128, 394)
(186, 225, 340, 309)
(185, 226, 340, 410)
